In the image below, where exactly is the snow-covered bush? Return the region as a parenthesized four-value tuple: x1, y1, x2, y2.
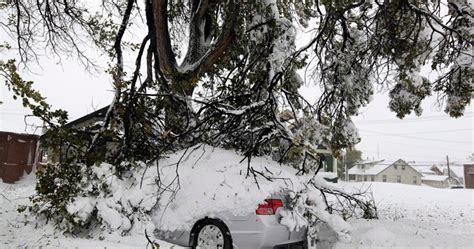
(23, 162, 84, 232)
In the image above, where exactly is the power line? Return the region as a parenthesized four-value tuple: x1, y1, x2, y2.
(361, 128, 472, 135)
(361, 149, 450, 160)
(354, 114, 474, 124)
(359, 140, 472, 154)
(359, 129, 473, 144)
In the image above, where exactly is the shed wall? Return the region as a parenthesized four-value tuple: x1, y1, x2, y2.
(0, 132, 38, 183)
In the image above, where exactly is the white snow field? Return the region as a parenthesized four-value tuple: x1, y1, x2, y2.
(334, 182, 474, 249)
(1, 167, 473, 248)
(0, 174, 178, 248)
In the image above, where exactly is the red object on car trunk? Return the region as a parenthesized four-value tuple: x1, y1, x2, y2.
(255, 198, 283, 215)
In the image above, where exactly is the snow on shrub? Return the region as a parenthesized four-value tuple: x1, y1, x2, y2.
(65, 162, 158, 234)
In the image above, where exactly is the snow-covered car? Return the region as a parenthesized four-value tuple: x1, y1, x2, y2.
(155, 193, 306, 248)
(151, 145, 308, 249)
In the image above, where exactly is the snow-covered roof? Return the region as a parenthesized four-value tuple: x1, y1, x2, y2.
(348, 161, 389, 175)
(421, 175, 449, 182)
(414, 166, 436, 175)
(357, 159, 384, 165)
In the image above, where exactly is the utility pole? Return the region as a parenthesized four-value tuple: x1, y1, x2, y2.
(446, 155, 451, 179)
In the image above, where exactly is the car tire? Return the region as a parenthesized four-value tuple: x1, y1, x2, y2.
(191, 218, 233, 249)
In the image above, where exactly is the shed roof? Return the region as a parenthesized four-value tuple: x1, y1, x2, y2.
(414, 165, 441, 175)
(422, 175, 449, 182)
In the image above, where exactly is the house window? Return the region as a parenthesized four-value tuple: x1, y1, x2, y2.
(382, 175, 387, 182)
(394, 164, 398, 170)
(413, 176, 417, 184)
(364, 175, 367, 181)
(371, 176, 375, 181)
(357, 175, 362, 181)
(397, 175, 401, 183)
(402, 164, 406, 170)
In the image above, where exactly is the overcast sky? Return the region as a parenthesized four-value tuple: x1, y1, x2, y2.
(1, 7, 472, 166)
(1, 56, 472, 165)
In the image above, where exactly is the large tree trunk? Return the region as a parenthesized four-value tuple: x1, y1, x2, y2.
(147, 0, 238, 135)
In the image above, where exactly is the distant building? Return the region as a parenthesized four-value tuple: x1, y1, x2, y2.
(39, 106, 109, 164)
(464, 164, 474, 189)
(0, 131, 39, 183)
(62, 106, 108, 130)
(414, 165, 443, 176)
(348, 159, 422, 185)
(421, 175, 450, 188)
(415, 164, 465, 188)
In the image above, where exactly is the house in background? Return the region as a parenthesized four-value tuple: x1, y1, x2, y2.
(0, 131, 39, 183)
(348, 159, 422, 185)
(38, 106, 109, 164)
(62, 106, 108, 130)
(421, 175, 450, 188)
(414, 165, 444, 176)
(414, 164, 465, 188)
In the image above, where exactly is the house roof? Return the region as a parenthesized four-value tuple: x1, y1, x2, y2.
(0, 131, 39, 139)
(414, 165, 443, 175)
(358, 159, 385, 165)
(349, 159, 421, 176)
(422, 175, 449, 182)
(348, 160, 389, 175)
(63, 106, 109, 128)
(414, 166, 434, 174)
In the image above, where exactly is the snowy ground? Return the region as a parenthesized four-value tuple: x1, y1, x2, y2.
(0, 174, 178, 249)
(1, 174, 473, 248)
(334, 182, 474, 249)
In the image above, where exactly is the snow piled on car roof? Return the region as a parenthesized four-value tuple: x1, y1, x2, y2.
(64, 144, 349, 239)
(151, 144, 305, 231)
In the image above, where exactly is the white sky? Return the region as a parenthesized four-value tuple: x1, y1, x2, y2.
(299, 84, 473, 164)
(0, 5, 472, 165)
(1, 56, 472, 164)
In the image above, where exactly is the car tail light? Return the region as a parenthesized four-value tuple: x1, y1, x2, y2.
(255, 198, 283, 215)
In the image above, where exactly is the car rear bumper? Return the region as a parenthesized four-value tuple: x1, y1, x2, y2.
(228, 214, 306, 249)
(154, 213, 307, 248)
(273, 240, 307, 249)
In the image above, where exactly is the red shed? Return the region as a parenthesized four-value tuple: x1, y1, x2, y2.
(464, 164, 474, 189)
(0, 131, 39, 183)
